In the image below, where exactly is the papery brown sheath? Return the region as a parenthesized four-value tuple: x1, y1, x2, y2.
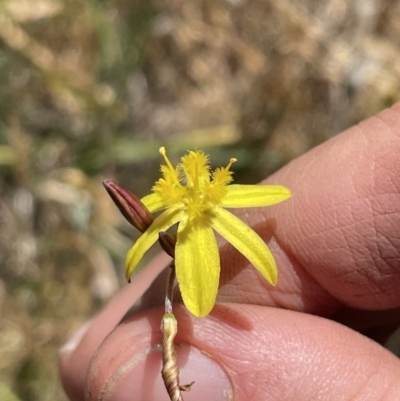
(162, 264, 194, 401)
(161, 313, 182, 401)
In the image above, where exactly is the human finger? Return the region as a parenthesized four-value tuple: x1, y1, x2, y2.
(85, 304, 400, 401)
(216, 102, 400, 312)
(59, 102, 400, 399)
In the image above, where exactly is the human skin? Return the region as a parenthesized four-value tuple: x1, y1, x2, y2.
(59, 103, 400, 400)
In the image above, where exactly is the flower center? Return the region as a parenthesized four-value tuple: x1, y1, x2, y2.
(153, 148, 236, 218)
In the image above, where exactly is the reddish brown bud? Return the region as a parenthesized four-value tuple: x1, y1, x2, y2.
(159, 232, 176, 258)
(103, 180, 153, 232)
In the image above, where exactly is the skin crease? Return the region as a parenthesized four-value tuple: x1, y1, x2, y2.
(59, 103, 400, 400)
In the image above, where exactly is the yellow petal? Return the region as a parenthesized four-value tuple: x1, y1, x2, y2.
(141, 193, 165, 213)
(125, 207, 182, 279)
(221, 184, 291, 208)
(212, 207, 278, 285)
(175, 215, 220, 317)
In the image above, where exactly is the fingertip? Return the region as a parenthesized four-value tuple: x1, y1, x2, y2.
(85, 309, 233, 401)
(59, 320, 93, 401)
(85, 304, 400, 401)
(260, 105, 400, 310)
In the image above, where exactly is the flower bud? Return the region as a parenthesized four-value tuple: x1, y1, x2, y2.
(159, 232, 176, 258)
(103, 180, 153, 232)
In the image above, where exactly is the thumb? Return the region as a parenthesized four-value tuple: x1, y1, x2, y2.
(85, 305, 400, 401)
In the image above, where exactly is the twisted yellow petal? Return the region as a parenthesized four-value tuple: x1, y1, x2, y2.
(212, 207, 278, 285)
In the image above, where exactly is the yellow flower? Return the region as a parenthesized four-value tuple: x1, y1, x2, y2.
(126, 147, 291, 317)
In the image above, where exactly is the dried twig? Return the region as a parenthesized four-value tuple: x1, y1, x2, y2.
(161, 263, 194, 401)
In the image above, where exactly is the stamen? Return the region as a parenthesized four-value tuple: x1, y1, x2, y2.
(160, 147, 176, 173)
(227, 158, 237, 170)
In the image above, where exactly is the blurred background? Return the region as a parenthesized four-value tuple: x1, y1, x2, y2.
(0, 0, 399, 400)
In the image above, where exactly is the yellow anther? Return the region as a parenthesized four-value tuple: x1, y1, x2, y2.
(227, 158, 237, 169)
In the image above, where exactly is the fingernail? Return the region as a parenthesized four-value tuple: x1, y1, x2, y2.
(60, 320, 92, 356)
(100, 344, 233, 401)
